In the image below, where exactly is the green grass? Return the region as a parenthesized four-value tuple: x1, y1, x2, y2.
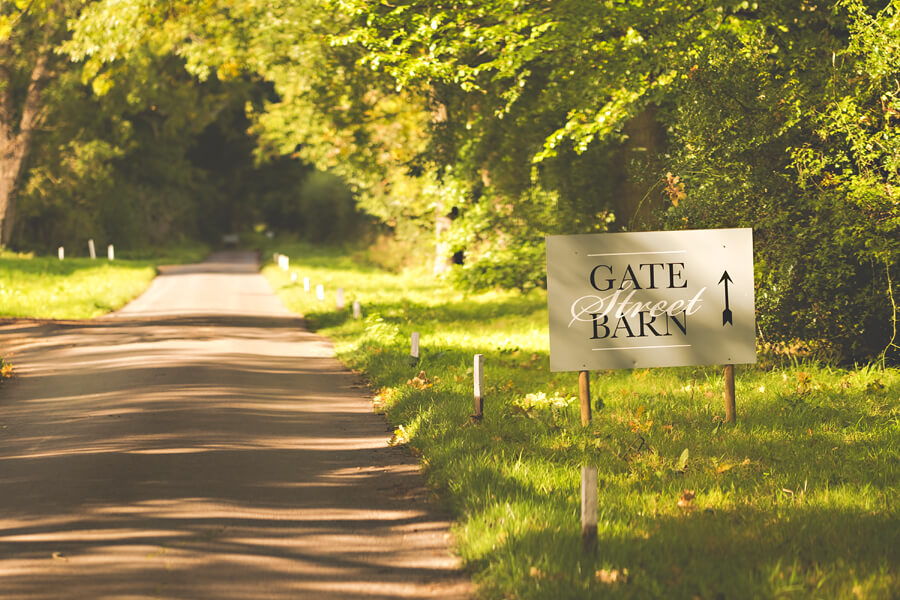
(0, 243, 208, 319)
(264, 241, 900, 600)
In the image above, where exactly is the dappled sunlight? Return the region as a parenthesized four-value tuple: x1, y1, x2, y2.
(0, 255, 470, 598)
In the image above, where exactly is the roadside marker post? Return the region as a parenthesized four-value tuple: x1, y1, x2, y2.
(304, 277, 310, 292)
(473, 354, 484, 421)
(291, 272, 298, 283)
(581, 466, 598, 552)
(58, 247, 64, 260)
(316, 285, 325, 301)
(410, 332, 420, 361)
(336, 288, 345, 311)
(108, 245, 115, 260)
(88, 239, 96, 259)
(353, 300, 361, 320)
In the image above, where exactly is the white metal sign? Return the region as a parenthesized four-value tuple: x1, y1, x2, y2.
(546, 228, 756, 371)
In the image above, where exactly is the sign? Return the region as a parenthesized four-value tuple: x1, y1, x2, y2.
(546, 228, 756, 371)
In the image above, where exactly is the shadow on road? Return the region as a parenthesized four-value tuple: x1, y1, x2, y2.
(0, 313, 469, 599)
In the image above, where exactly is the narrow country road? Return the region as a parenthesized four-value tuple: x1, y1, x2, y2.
(0, 251, 471, 599)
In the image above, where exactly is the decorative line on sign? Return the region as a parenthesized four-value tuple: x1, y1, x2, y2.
(592, 345, 692, 351)
(587, 250, 687, 257)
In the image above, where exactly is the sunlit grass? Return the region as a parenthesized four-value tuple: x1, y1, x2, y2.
(0, 244, 208, 319)
(264, 241, 900, 600)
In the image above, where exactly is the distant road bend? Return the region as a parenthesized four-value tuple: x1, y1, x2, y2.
(0, 251, 470, 599)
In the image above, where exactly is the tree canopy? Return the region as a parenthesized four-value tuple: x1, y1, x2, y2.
(2, 0, 898, 362)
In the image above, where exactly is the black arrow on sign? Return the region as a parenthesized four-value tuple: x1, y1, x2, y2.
(719, 271, 733, 326)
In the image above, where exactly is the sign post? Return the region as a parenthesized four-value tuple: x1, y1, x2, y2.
(724, 364, 736, 423)
(578, 370, 591, 426)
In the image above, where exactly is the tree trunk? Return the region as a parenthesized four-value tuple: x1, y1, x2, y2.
(613, 105, 667, 231)
(0, 40, 50, 247)
(0, 153, 23, 245)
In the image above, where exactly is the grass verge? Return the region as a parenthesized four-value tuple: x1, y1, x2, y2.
(264, 241, 899, 600)
(0, 243, 208, 320)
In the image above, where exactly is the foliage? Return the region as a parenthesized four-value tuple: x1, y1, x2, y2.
(265, 243, 900, 600)
(659, 2, 900, 362)
(329, 0, 899, 362)
(10, 0, 900, 361)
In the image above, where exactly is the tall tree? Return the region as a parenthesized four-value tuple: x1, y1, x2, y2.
(0, 1, 73, 245)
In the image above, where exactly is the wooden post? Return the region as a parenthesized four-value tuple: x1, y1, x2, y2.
(58, 247, 64, 260)
(581, 466, 598, 552)
(579, 370, 592, 426)
(473, 353, 484, 420)
(336, 287, 345, 310)
(353, 300, 361, 320)
(410, 332, 420, 360)
(107, 244, 114, 260)
(724, 364, 736, 423)
(88, 239, 96, 259)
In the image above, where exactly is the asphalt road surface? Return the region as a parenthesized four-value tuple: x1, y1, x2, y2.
(0, 251, 471, 599)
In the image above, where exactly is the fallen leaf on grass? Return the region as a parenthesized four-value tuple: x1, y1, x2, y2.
(407, 371, 432, 389)
(677, 490, 695, 510)
(595, 568, 629, 584)
(716, 457, 751, 474)
(388, 425, 409, 446)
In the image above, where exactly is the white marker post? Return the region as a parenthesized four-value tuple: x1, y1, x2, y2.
(304, 277, 311, 292)
(581, 466, 598, 551)
(58, 247, 64, 260)
(316, 284, 325, 301)
(410, 332, 420, 361)
(107, 244, 115, 260)
(279, 255, 290, 271)
(291, 272, 298, 283)
(353, 300, 362, 320)
(88, 239, 96, 259)
(473, 354, 484, 421)
(336, 287, 345, 310)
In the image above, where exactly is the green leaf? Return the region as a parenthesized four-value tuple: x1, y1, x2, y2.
(678, 448, 690, 472)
